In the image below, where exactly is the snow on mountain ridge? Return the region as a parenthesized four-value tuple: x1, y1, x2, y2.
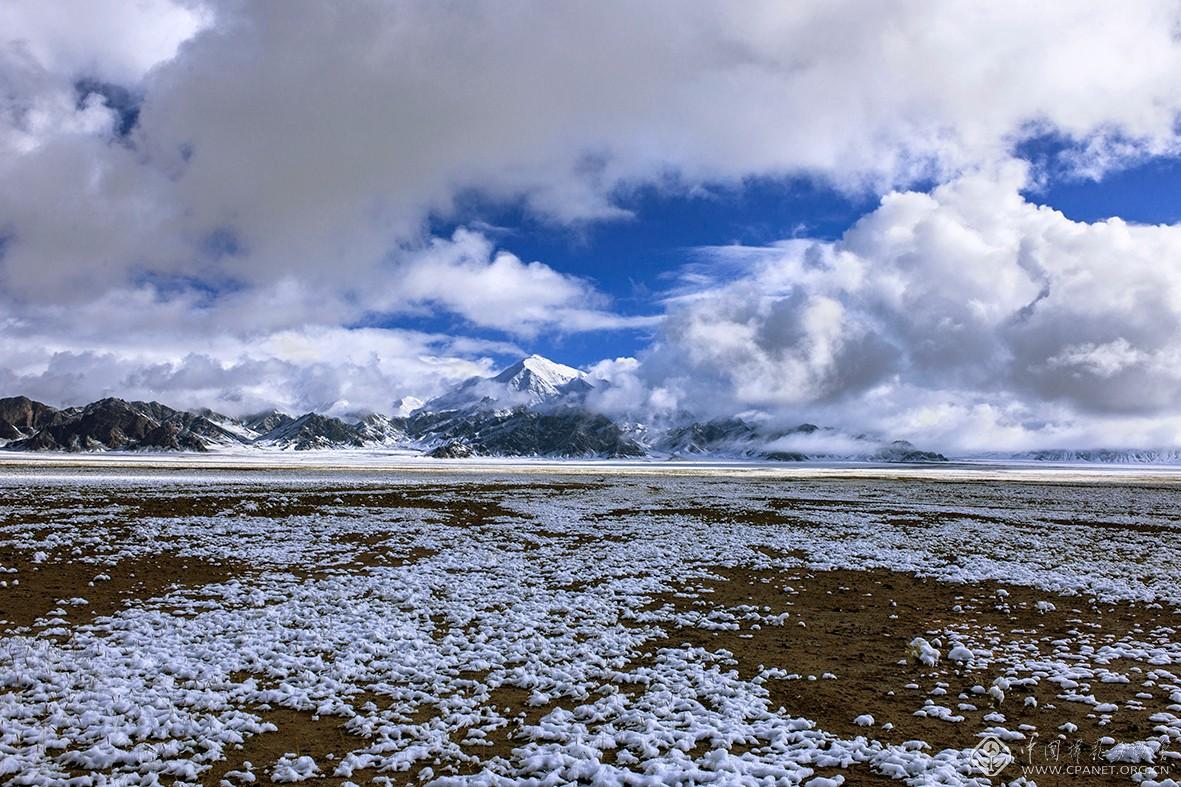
(3, 398, 247, 451)
(254, 413, 365, 450)
(352, 412, 407, 446)
(194, 408, 263, 441)
(1009, 448, 1181, 465)
(492, 354, 586, 397)
(391, 396, 424, 417)
(243, 409, 294, 435)
(424, 354, 592, 412)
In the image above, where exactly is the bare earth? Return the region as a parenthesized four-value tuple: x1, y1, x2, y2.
(1, 459, 1179, 786)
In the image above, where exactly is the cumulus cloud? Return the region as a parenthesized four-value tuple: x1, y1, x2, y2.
(0, 0, 206, 85)
(8, 0, 1181, 293)
(593, 163, 1181, 451)
(380, 230, 659, 337)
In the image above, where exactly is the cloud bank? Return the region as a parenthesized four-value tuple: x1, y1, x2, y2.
(3, 0, 1181, 448)
(593, 164, 1181, 450)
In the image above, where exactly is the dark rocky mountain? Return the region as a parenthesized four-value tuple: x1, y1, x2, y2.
(0, 419, 23, 441)
(426, 441, 474, 458)
(351, 413, 407, 445)
(1, 400, 395, 453)
(255, 413, 367, 450)
(872, 440, 946, 463)
(247, 411, 406, 451)
(5, 398, 247, 452)
(655, 418, 769, 457)
(0, 396, 60, 437)
(243, 409, 294, 435)
(406, 406, 642, 458)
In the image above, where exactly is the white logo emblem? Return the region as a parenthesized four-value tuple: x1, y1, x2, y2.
(970, 735, 1013, 776)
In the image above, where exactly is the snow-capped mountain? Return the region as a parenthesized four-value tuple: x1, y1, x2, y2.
(402, 355, 638, 457)
(390, 397, 424, 418)
(422, 355, 592, 413)
(349, 412, 407, 446)
(194, 408, 265, 441)
(407, 406, 642, 458)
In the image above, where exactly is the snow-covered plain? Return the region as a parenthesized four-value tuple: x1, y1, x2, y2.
(1, 458, 1179, 785)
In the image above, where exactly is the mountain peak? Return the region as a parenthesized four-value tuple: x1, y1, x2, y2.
(495, 354, 581, 382)
(493, 355, 586, 398)
(424, 355, 590, 413)
(242, 409, 294, 436)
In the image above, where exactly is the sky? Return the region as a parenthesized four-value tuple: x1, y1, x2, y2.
(4, 1, 1181, 452)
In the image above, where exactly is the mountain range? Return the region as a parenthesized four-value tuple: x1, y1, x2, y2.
(1, 354, 1175, 463)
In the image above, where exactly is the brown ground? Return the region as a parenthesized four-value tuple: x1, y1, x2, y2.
(204, 706, 376, 786)
(0, 550, 242, 630)
(0, 483, 525, 629)
(644, 563, 1180, 786)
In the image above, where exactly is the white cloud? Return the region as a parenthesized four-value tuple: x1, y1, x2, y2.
(0, 0, 206, 85)
(384, 230, 659, 337)
(763, 431, 872, 457)
(7, 0, 1181, 296)
(597, 163, 1181, 450)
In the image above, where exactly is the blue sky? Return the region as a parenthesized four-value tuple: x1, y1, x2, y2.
(1034, 155, 1181, 225)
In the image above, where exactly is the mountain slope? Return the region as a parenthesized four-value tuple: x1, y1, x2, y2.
(655, 418, 768, 457)
(407, 406, 642, 458)
(193, 408, 264, 441)
(254, 413, 366, 450)
(423, 355, 591, 413)
(407, 355, 640, 457)
(1012, 448, 1181, 464)
(351, 413, 407, 445)
(243, 409, 294, 435)
(0, 396, 60, 434)
(7, 398, 248, 452)
(0, 396, 60, 443)
(653, 418, 946, 462)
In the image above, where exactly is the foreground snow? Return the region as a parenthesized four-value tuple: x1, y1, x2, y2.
(0, 466, 1179, 785)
